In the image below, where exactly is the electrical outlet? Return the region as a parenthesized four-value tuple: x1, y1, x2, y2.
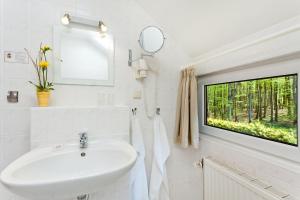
(4, 51, 28, 64)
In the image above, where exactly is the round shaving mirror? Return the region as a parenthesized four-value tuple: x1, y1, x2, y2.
(138, 26, 165, 54)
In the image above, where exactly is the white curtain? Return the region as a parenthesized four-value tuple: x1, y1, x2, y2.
(174, 67, 199, 148)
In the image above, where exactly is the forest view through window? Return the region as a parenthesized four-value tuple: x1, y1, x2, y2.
(205, 74, 298, 146)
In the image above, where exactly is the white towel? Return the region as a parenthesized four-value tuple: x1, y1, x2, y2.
(149, 115, 170, 200)
(131, 115, 149, 200)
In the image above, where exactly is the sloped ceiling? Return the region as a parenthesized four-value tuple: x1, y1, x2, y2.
(135, 0, 300, 58)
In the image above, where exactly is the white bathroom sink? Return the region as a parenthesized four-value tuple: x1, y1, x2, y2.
(0, 140, 137, 200)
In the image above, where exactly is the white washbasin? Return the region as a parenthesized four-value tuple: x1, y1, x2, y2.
(0, 140, 137, 200)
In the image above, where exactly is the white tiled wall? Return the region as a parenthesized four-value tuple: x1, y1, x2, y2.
(30, 106, 130, 148)
(0, 0, 202, 200)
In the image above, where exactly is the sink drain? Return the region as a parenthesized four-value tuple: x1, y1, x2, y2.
(77, 194, 89, 200)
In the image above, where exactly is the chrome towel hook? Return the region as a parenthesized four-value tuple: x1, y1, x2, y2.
(132, 107, 137, 115)
(156, 107, 160, 115)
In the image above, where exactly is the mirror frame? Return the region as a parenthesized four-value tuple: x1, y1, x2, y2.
(53, 25, 115, 86)
(138, 26, 166, 54)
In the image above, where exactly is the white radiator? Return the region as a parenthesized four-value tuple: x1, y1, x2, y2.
(203, 158, 294, 200)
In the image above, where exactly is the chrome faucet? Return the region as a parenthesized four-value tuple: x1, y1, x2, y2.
(79, 132, 88, 149)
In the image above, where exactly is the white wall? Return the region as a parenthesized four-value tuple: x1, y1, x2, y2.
(135, 0, 300, 58)
(0, 0, 203, 200)
(195, 16, 300, 199)
(192, 15, 300, 74)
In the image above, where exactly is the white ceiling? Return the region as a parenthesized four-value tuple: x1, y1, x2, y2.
(135, 0, 300, 58)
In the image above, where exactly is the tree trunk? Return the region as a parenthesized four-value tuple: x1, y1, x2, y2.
(255, 83, 259, 120)
(286, 77, 292, 118)
(293, 75, 297, 124)
(270, 80, 274, 122)
(221, 86, 224, 119)
(233, 83, 238, 122)
(274, 81, 278, 122)
(213, 88, 217, 118)
(258, 82, 262, 120)
(263, 81, 267, 118)
(247, 83, 252, 123)
(227, 84, 232, 121)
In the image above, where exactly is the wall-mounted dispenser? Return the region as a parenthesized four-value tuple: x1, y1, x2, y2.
(138, 58, 148, 78)
(132, 56, 152, 80)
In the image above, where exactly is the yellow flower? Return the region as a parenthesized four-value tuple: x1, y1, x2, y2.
(39, 61, 49, 68)
(41, 45, 51, 53)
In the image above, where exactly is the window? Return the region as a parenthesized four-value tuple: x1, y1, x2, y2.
(205, 74, 298, 146)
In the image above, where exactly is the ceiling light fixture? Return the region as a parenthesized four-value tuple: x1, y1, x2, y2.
(61, 13, 70, 25)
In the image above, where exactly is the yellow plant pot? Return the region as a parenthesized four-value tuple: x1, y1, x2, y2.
(37, 91, 50, 107)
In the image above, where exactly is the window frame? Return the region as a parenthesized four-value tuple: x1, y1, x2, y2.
(198, 59, 300, 163)
(204, 73, 298, 147)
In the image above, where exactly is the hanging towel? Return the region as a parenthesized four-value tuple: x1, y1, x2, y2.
(130, 115, 149, 200)
(149, 115, 170, 200)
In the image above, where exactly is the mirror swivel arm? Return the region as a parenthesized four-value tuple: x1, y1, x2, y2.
(128, 49, 153, 67)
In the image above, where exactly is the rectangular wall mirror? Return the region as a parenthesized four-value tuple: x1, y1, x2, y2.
(53, 26, 115, 86)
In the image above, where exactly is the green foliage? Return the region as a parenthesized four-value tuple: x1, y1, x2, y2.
(207, 118, 297, 145)
(25, 43, 54, 92)
(206, 75, 298, 145)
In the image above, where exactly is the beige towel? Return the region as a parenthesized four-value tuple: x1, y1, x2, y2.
(175, 67, 199, 148)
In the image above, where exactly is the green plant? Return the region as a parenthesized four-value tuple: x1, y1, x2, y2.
(207, 118, 297, 145)
(25, 43, 54, 92)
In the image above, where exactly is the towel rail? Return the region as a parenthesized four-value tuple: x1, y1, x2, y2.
(132, 107, 161, 115)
